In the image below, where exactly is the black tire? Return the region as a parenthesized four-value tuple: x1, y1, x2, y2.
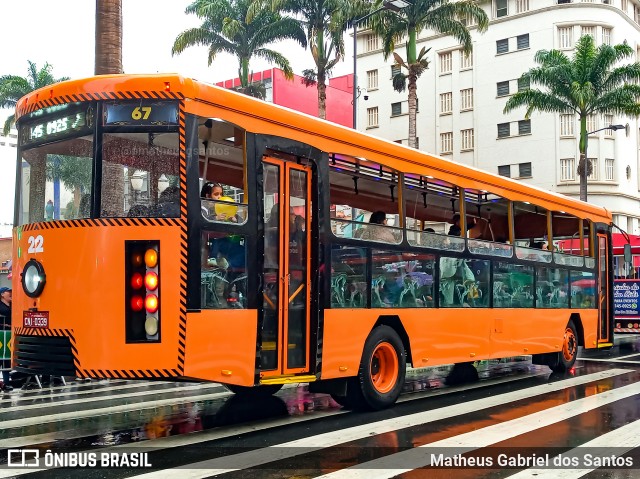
(550, 320, 579, 373)
(224, 383, 283, 397)
(345, 325, 406, 411)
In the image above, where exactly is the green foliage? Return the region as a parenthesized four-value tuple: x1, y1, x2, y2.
(46, 155, 92, 193)
(504, 35, 640, 199)
(173, 0, 306, 92)
(262, 0, 368, 117)
(0, 61, 69, 135)
(233, 81, 267, 99)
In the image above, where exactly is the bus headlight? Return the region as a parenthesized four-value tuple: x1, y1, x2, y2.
(22, 259, 46, 298)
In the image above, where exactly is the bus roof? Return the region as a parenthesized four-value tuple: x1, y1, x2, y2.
(16, 73, 611, 223)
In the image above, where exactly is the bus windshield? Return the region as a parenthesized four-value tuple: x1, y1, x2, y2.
(17, 104, 180, 224)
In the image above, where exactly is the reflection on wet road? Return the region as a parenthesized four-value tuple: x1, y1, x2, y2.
(2, 336, 640, 478)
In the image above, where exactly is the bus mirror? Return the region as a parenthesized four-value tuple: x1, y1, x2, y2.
(624, 243, 632, 264)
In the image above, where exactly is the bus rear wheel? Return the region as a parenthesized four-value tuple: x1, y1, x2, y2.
(550, 320, 578, 373)
(224, 384, 283, 397)
(340, 325, 406, 411)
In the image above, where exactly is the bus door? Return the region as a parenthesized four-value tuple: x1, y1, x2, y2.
(597, 234, 612, 345)
(261, 157, 312, 375)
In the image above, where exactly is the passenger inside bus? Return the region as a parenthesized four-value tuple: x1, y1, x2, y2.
(200, 182, 241, 222)
(201, 232, 247, 309)
(359, 211, 397, 243)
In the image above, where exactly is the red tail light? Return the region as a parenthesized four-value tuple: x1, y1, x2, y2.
(144, 272, 158, 291)
(131, 273, 143, 290)
(126, 241, 160, 342)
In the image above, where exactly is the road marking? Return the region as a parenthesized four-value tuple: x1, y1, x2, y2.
(579, 358, 640, 364)
(127, 369, 631, 478)
(507, 418, 640, 478)
(0, 382, 228, 414)
(317, 380, 640, 479)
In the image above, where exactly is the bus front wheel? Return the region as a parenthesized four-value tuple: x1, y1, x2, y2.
(550, 320, 579, 373)
(341, 325, 406, 411)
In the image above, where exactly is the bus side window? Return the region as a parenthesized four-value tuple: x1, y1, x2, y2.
(201, 232, 247, 309)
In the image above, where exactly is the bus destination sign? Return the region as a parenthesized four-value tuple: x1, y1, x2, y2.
(104, 101, 179, 127)
(22, 111, 89, 146)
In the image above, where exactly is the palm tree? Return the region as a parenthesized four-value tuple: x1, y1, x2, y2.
(173, 0, 306, 99)
(95, 0, 123, 74)
(0, 61, 69, 135)
(370, 0, 488, 149)
(259, 0, 363, 118)
(504, 35, 640, 201)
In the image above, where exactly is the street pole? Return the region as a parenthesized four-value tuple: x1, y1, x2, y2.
(353, 21, 358, 130)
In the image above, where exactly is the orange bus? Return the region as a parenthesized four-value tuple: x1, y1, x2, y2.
(10, 74, 613, 410)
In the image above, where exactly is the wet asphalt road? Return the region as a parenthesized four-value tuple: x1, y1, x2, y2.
(2, 336, 640, 477)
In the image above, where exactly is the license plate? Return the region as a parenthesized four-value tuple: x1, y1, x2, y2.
(23, 311, 49, 329)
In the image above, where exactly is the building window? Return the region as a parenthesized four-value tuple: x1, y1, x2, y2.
(516, 0, 529, 13)
(461, 88, 474, 110)
(496, 38, 509, 54)
(519, 119, 531, 135)
(495, 0, 508, 18)
(460, 12, 477, 28)
(560, 158, 575, 181)
(498, 165, 511, 177)
(461, 129, 474, 150)
(605, 158, 615, 180)
(602, 27, 611, 46)
(558, 26, 573, 49)
(440, 132, 453, 154)
(440, 92, 452, 114)
(519, 162, 532, 178)
(460, 51, 473, 69)
(391, 102, 402, 116)
(604, 115, 614, 136)
(367, 69, 378, 90)
(364, 34, 379, 52)
(517, 34, 530, 50)
(367, 107, 379, 127)
(391, 64, 401, 77)
(440, 52, 452, 73)
(588, 158, 598, 180)
(587, 114, 598, 133)
(498, 122, 511, 138)
(581, 26, 596, 40)
(517, 77, 530, 91)
(497, 81, 510, 96)
(560, 114, 574, 136)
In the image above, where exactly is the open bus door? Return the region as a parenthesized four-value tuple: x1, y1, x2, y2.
(260, 157, 313, 379)
(597, 233, 613, 347)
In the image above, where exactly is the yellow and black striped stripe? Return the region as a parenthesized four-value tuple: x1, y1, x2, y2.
(16, 90, 184, 118)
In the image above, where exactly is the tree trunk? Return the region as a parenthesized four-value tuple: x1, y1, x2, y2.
(95, 0, 123, 75)
(408, 72, 417, 149)
(318, 76, 327, 120)
(578, 115, 588, 202)
(407, 28, 418, 149)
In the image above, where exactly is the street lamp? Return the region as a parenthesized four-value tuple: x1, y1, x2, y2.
(581, 124, 627, 201)
(352, 0, 411, 129)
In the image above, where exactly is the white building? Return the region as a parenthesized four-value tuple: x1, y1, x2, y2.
(355, 0, 640, 234)
(0, 126, 17, 238)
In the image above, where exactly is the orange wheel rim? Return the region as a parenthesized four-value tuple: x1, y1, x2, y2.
(370, 342, 399, 394)
(562, 327, 577, 362)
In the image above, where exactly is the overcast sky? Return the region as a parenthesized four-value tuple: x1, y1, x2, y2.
(0, 0, 354, 233)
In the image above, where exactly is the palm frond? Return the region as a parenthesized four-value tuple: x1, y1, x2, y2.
(504, 89, 574, 117)
(392, 72, 407, 93)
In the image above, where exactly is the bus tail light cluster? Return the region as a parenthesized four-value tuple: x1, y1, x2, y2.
(126, 241, 160, 342)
